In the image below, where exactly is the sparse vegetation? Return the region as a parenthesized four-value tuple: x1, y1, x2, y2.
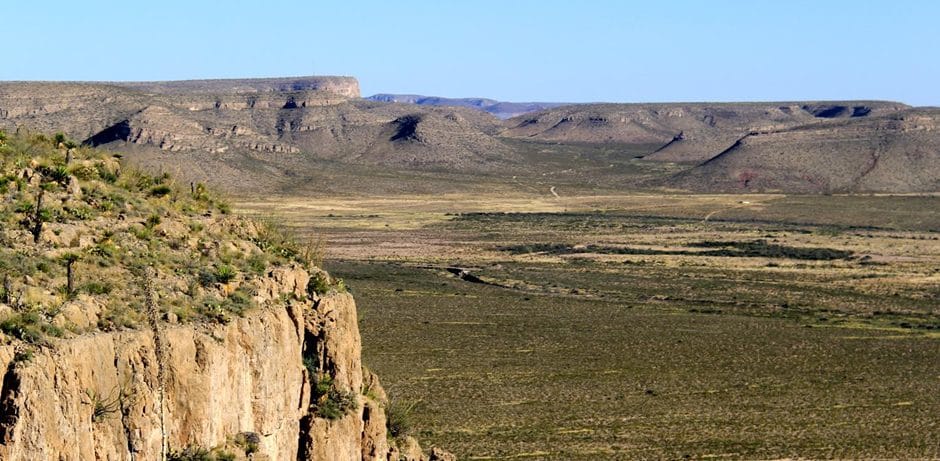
(167, 447, 236, 461)
(311, 375, 358, 420)
(385, 397, 420, 440)
(85, 384, 133, 423)
(241, 191, 940, 460)
(0, 132, 328, 343)
(0, 311, 64, 343)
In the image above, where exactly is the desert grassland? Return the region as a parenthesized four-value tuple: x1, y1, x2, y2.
(239, 193, 940, 460)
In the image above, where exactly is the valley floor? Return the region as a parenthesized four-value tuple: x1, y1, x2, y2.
(239, 193, 940, 460)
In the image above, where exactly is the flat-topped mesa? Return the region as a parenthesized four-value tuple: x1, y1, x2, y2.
(111, 76, 361, 98)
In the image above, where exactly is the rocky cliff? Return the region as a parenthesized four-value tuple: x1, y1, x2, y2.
(0, 133, 450, 460)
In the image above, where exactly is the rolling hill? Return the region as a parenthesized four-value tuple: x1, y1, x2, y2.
(499, 101, 910, 163)
(664, 108, 940, 193)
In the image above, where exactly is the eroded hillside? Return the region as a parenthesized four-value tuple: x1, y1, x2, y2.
(667, 108, 940, 193)
(0, 78, 515, 194)
(499, 101, 909, 163)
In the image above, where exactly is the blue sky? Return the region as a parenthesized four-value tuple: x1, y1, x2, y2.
(3, 1, 939, 105)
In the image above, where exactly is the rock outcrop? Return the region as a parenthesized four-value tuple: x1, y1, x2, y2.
(0, 282, 437, 460)
(0, 134, 451, 460)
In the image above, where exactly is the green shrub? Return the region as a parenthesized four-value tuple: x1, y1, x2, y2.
(312, 375, 358, 420)
(65, 205, 94, 221)
(150, 185, 173, 197)
(233, 432, 260, 455)
(36, 164, 71, 185)
(167, 447, 235, 461)
(145, 214, 162, 229)
(197, 270, 217, 287)
(247, 255, 267, 275)
(214, 265, 236, 284)
(69, 163, 98, 180)
(81, 281, 113, 295)
(97, 304, 142, 331)
(89, 241, 118, 259)
(0, 311, 64, 343)
(386, 398, 420, 439)
(222, 289, 252, 316)
(96, 164, 118, 183)
(307, 272, 331, 296)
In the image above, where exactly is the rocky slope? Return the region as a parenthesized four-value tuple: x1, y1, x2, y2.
(500, 101, 909, 163)
(0, 78, 515, 193)
(0, 133, 451, 460)
(664, 108, 940, 193)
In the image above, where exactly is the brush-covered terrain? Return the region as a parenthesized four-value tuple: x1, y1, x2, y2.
(0, 131, 322, 343)
(240, 192, 940, 460)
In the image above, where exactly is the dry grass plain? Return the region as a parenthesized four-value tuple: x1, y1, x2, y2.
(239, 192, 940, 460)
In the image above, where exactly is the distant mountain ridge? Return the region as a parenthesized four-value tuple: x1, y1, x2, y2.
(2, 75, 938, 194)
(366, 94, 566, 119)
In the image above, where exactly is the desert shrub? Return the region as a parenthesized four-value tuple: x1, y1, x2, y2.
(150, 185, 173, 197)
(214, 265, 236, 284)
(221, 289, 253, 316)
(145, 214, 162, 229)
(197, 269, 217, 287)
(12, 348, 34, 363)
(303, 355, 318, 378)
(36, 164, 71, 186)
(97, 304, 142, 331)
(216, 201, 231, 214)
(89, 241, 118, 259)
(69, 163, 98, 180)
(246, 253, 268, 275)
(81, 281, 113, 295)
(233, 432, 260, 455)
(196, 299, 231, 324)
(0, 311, 64, 343)
(386, 398, 421, 439)
(312, 376, 358, 420)
(96, 163, 118, 183)
(86, 384, 132, 423)
(168, 447, 235, 461)
(65, 205, 94, 221)
(0, 174, 15, 193)
(307, 272, 331, 296)
(252, 219, 301, 260)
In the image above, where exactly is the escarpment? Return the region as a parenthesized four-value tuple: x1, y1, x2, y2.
(0, 133, 450, 460)
(0, 288, 419, 460)
(0, 77, 515, 191)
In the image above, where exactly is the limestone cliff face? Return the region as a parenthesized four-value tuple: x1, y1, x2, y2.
(0, 277, 421, 460)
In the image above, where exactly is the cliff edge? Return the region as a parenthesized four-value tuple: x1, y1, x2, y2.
(0, 131, 450, 460)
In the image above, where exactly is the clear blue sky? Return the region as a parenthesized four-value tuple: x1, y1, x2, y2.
(3, 1, 939, 105)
